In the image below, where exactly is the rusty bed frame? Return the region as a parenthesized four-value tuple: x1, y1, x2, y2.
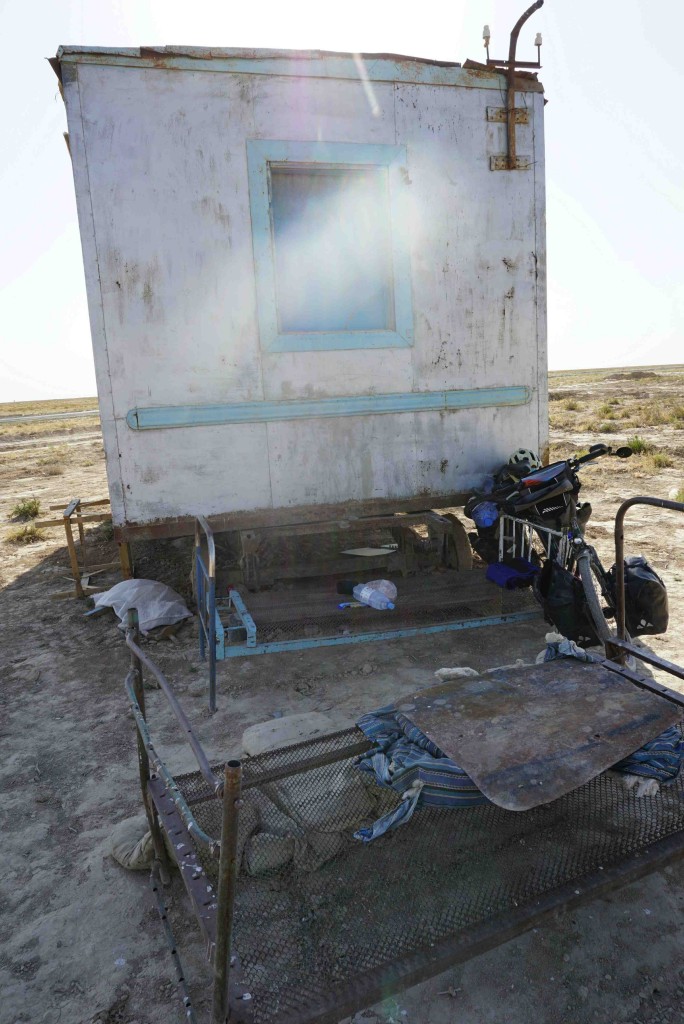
(125, 497, 684, 1024)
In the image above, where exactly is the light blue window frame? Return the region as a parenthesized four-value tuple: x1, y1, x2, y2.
(246, 140, 414, 352)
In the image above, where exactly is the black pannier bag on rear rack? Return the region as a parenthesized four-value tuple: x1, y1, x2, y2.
(608, 556, 669, 636)
(533, 560, 601, 647)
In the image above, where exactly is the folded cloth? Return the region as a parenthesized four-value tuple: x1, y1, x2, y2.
(486, 558, 540, 590)
(353, 706, 490, 842)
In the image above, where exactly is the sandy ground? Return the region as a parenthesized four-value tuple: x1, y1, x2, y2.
(1, 370, 684, 1024)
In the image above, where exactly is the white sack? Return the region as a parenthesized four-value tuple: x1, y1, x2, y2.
(91, 579, 192, 634)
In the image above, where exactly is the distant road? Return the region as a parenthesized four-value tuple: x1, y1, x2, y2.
(0, 409, 99, 425)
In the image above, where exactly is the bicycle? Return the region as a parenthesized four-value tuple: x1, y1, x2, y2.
(470, 443, 634, 646)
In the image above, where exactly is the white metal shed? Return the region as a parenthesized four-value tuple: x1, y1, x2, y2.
(53, 45, 547, 543)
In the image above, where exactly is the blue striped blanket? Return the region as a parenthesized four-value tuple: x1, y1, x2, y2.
(353, 642, 684, 843)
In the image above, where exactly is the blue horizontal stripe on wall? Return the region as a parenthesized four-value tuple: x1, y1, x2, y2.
(126, 386, 531, 430)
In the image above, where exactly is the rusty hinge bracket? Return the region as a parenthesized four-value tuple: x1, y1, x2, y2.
(487, 106, 529, 124)
(490, 155, 531, 171)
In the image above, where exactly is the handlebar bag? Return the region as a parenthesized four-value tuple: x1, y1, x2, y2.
(608, 556, 669, 636)
(533, 560, 601, 647)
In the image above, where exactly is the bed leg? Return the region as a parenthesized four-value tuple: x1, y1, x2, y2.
(127, 607, 173, 886)
(212, 760, 243, 1024)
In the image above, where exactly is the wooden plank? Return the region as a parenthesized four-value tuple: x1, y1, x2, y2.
(113, 494, 473, 543)
(49, 497, 110, 510)
(35, 512, 112, 528)
(63, 516, 84, 599)
(119, 541, 133, 580)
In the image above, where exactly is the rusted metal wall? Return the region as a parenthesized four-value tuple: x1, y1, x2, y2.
(59, 48, 547, 534)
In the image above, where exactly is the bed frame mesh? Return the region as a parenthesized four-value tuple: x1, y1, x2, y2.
(174, 728, 684, 1024)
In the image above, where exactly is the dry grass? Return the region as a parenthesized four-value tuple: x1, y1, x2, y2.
(0, 414, 101, 441)
(5, 523, 45, 545)
(650, 453, 674, 469)
(0, 397, 97, 418)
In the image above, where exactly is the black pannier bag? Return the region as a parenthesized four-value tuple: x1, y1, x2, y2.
(608, 556, 669, 636)
(533, 560, 601, 647)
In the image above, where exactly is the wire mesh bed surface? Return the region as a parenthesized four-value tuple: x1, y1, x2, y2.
(174, 727, 684, 1024)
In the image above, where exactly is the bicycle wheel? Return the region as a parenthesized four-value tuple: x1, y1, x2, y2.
(577, 549, 614, 645)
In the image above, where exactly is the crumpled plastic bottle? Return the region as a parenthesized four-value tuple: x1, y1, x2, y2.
(352, 579, 397, 610)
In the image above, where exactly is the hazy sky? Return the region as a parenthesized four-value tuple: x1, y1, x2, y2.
(2, 0, 683, 401)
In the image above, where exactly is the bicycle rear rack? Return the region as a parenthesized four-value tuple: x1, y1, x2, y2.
(498, 514, 572, 566)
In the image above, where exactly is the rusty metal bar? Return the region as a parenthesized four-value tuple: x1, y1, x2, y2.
(241, 737, 372, 791)
(506, 1, 544, 169)
(212, 760, 245, 1024)
(127, 610, 172, 884)
(148, 777, 219, 949)
(183, 733, 373, 806)
(150, 864, 199, 1024)
(125, 632, 222, 796)
(614, 496, 684, 642)
(125, 678, 217, 850)
(605, 639, 684, 691)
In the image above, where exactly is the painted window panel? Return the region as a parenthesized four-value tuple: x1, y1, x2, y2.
(270, 166, 394, 333)
(247, 140, 414, 352)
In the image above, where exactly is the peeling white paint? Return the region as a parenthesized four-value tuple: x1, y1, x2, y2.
(62, 55, 547, 528)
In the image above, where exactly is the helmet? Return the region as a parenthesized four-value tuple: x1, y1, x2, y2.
(508, 448, 542, 471)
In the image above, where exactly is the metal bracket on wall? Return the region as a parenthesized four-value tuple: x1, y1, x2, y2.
(487, 107, 529, 124)
(490, 155, 531, 171)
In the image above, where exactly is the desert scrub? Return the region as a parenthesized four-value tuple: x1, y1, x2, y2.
(634, 405, 669, 427)
(596, 421, 617, 434)
(670, 405, 684, 425)
(629, 435, 655, 454)
(95, 520, 115, 542)
(564, 399, 580, 411)
(6, 524, 44, 544)
(651, 453, 674, 469)
(11, 497, 40, 521)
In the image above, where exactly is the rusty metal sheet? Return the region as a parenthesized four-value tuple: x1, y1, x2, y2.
(396, 660, 680, 811)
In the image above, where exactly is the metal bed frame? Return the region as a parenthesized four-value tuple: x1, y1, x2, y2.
(195, 514, 539, 712)
(127, 496, 684, 1024)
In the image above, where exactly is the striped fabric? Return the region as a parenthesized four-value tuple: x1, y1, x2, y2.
(613, 726, 684, 782)
(353, 705, 490, 842)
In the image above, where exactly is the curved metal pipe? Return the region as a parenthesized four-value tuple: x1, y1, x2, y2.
(614, 496, 684, 641)
(507, 0, 544, 168)
(126, 629, 223, 796)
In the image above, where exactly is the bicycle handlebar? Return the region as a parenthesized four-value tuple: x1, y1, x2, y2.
(572, 443, 632, 472)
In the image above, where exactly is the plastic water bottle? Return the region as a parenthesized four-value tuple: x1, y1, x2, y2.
(352, 579, 397, 610)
